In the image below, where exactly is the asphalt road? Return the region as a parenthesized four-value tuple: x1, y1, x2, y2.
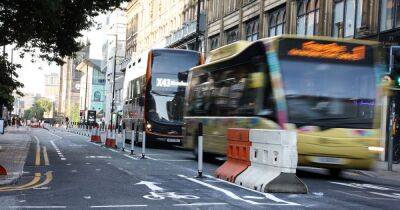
(1, 128, 400, 209)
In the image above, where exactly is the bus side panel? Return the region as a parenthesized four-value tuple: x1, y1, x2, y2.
(183, 117, 280, 155)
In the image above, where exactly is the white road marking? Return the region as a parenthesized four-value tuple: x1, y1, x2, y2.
(90, 205, 147, 208)
(330, 182, 394, 191)
(370, 192, 400, 199)
(204, 175, 300, 205)
(145, 156, 158, 160)
(173, 202, 227, 206)
(243, 196, 265, 200)
(47, 131, 63, 139)
(178, 174, 259, 205)
(333, 190, 395, 200)
(136, 181, 164, 192)
(9, 206, 67, 209)
(161, 159, 191, 162)
(86, 156, 112, 159)
(84, 196, 92, 199)
(50, 140, 66, 161)
(123, 154, 139, 160)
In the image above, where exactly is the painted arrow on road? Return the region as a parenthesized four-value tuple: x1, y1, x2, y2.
(135, 181, 164, 192)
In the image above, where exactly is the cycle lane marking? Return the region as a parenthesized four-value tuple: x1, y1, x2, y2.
(178, 174, 301, 206)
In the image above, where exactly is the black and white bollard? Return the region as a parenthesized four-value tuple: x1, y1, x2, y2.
(141, 131, 146, 159)
(122, 129, 125, 151)
(197, 123, 203, 178)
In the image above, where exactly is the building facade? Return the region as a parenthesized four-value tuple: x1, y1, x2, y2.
(58, 45, 88, 122)
(125, 0, 191, 61)
(101, 9, 127, 125)
(165, 0, 206, 51)
(204, 0, 398, 52)
(76, 59, 106, 122)
(44, 72, 60, 118)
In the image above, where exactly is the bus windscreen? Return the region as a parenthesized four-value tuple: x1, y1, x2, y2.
(147, 51, 200, 124)
(278, 39, 376, 129)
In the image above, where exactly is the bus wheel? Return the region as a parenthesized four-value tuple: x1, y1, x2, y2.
(329, 168, 342, 177)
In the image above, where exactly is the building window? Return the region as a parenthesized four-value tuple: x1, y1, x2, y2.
(269, 7, 286, 36)
(225, 27, 239, 44)
(209, 35, 220, 50)
(296, 0, 319, 35)
(332, 0, 363, 37)
(381, 0, 400, 31)
(245, 18, 259, 41)
(224, 0, 238, 14)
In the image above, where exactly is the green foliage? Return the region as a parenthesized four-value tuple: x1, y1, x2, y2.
(23, 98, 53, 120)
(0, 54, 24, 113)
(69, 103, 80, 123)
(35, 98, 53, 113)
(0, 0, 128, 64)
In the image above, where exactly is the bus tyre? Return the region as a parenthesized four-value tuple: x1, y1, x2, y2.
(329, 168, 342, 177)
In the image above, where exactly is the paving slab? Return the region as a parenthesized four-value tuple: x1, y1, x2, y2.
(0, 127, 31, 186)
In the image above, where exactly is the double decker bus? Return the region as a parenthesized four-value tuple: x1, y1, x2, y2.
(183, 36, 386, 175)
(123, 49, 201, 145)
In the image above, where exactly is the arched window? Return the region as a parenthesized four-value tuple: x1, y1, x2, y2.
(333, 0, 364, 37)
(268, 6, 286, 36)
(296, 0, 319, 35)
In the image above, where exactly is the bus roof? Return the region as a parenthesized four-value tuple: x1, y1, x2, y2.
(193, 35, 381, 72)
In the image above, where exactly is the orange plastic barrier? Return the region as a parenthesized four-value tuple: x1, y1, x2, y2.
(0, 165, 7, 175)
(105, 130, 116, 148)
(215, 128, 251, 182)
(91, 127, 101, 143)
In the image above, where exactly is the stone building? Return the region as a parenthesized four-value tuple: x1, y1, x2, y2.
(125, 0, 191, 61)
(101, 9, 127, 125)
(204, 0, 399, 52)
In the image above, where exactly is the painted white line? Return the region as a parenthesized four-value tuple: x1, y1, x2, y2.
(90, 205, 148, 208)
(50, 140, 66, 161)
(47, 131, 63, 139)
(370, 192, 400, 199)
(161, 159, 191, 162)
(9, 206, 67, 209)
(108, 149, 119, 153)
(178, 174, 259, 205)
(123, 154, 139, 160)
(332, 190, 394, 200)
(145, 156, 158, 160)
(204, 175, 300, 205)
(173, 202, 227, 206)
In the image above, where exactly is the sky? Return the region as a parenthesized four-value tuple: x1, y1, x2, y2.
(11, 15, 106, 96)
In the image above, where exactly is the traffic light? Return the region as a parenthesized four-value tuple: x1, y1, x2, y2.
(391, 47, 400, 87)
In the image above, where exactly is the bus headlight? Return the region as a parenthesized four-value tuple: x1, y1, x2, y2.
(368, 146, 384, 153)
(146, 123, 152, 129)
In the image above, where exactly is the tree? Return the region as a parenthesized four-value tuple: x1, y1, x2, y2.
(0, 0, 128, 64)
(1, 0, 127, 118)
(23, 98, 53, 120)
(36, 98, 52, 114)
(0, 54, 24, 118)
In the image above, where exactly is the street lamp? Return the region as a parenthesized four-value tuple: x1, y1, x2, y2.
(108, 33, 118, 130)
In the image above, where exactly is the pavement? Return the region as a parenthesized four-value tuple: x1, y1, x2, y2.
(1, 127, 400, 209)
(0, 126, 31, 186)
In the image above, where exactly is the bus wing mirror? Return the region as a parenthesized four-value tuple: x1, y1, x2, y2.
(178, 71, 188, 81)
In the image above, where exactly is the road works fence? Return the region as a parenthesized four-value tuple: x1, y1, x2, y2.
(215, 128, 308, 194)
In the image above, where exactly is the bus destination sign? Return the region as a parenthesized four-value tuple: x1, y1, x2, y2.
(288, 41, 366, 61)
(279, 39, 373, 65)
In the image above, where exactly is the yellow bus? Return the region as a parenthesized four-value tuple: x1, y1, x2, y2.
(183, 36, 386, 175)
